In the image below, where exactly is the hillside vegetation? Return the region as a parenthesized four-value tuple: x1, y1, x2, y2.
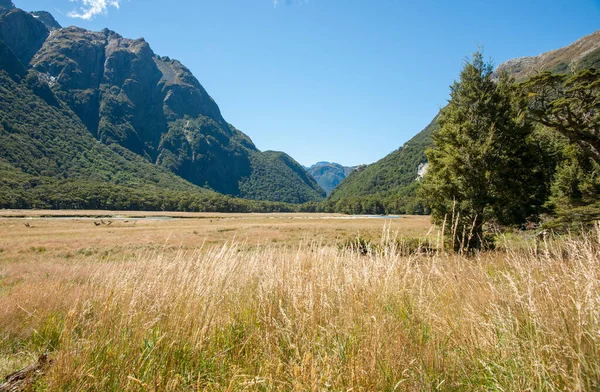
(326, 117, 438, 214)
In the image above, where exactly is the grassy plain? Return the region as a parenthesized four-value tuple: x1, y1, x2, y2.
(0, 210, 599, 390)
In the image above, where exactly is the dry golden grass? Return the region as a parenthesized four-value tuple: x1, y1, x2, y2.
(0, 212, 599, 390)
(0, 210, 431, 260)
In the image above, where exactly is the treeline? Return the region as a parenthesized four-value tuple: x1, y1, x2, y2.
(0, 175, 297, 213)
(299, 183, 428, 215)
(1, 54, 596, 222)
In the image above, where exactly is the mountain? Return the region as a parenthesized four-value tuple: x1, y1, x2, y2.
(0, 8, 48, 66)
(328, 29, 600, 214)
(497, 30, 600, 80)
(0, 36, 298, 211)
(0, 4, 324, 205)
(306, 162, 356, 194)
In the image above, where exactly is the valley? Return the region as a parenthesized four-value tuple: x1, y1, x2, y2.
(0, 0, 598, 390)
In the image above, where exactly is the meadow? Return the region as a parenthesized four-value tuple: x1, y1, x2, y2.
(0, 210, 598, 391)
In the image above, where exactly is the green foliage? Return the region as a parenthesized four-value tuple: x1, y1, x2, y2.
(549, 62, 570, 74)
(519, 68, 600, 164)
(0, 39, 25, 81)
(518, 68, 600, 228)
(577, 48, 600, 71)
(320, 181, 429, 215)
(0, 173, 298, 212)
(157, 116, 252, 196)
(330, 118, 437, 200)
(326, 34, 600, 217)
(421, 52, 544, 249)
(238, 151, 325, 204)
(542, 142, 600, 229)
(550, 145, 600, 208)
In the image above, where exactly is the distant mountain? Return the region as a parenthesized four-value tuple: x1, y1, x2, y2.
(306, 162, 356, 194)
(0, 5, 324, 205)
(328, 28, 600, 214)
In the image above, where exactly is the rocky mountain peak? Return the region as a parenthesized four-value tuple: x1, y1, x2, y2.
(30, 11, 61, 31)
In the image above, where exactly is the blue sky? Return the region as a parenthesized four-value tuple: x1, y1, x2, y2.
(15, 0, 600, 166)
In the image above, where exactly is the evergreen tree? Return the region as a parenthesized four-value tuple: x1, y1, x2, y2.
(421, 51, 543, 250)
(519, 69, 600, 227)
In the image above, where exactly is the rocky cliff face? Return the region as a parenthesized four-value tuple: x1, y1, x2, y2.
(0, 9, 48, 65)
(29, 27, 260, 196)
(0, 5, 324, 203)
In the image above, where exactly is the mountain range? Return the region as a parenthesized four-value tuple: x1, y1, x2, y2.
(0, 1, 324, 209)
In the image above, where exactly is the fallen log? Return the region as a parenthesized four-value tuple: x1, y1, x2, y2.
(0, 354, 50, 392)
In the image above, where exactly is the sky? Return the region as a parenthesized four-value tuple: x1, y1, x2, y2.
(15, 0, 600, 166)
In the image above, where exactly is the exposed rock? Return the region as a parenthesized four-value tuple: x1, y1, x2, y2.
(0, 9, 48, 65)
(30, 11, 61, 31)
(417, 162, 428, 179)
(497, 29, 600, 80)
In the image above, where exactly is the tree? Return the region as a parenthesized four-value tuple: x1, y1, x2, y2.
(421, 51, 543, 250)
(519, 68, 600, 165)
